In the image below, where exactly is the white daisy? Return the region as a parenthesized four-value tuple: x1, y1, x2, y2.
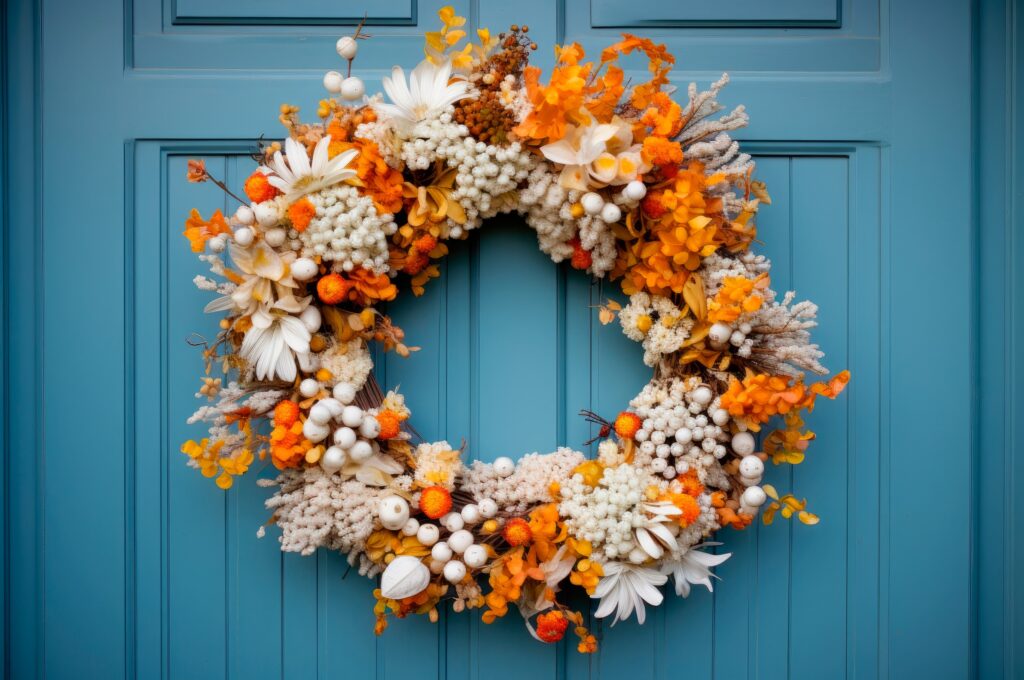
(240, 302, 312, 382)
(204, 241, 307, 317)
(541, 116, 650, 190)
(260, 136, 358, 203)
(660, 544, 731, 598)
(633, 501, 682, 560)
(592, 561, 668, 625)
(374, 59, 473, 132)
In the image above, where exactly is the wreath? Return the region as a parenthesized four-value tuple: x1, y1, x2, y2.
(180, 7, 849, 651)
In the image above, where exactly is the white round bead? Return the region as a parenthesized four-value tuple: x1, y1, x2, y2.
(299, 379, 320, 399)
(600, 202, 622, 224)
(401, 518, 420, 536)
(708, 322, 732, 347)
(336, 35, 358, 59)
(741, 486, 768, 508)
(349, 439, 373, 463)
(447, 529, 474, 554)
(340, 76, 365, 101)
(291, 257, 318, 281)
(264, 227, 287, 247)
(341, 405, 364, 428)
(692, 386, 714, 406)
(442, 512, 465, 532)
(738, 455, 764, 478)
(443, 560, 466, 584)
(493, 457, 515, 478)
(234, 205, 255, 225)
(581, 192, 605, 215)
(333, 426, 357, 449)
(320, 446, 347, 473)
(478, 498, 498, 518)
(623, 180, 647, 201)
(308, 401, 333, 424)
(429, 559, 445, 575)
(302, 419, 330, 443)
(233, 227, 254, 246)
(431, 542, 453, 562)
(732, 431, 756, 456)
(712, 408, 730, 426)
(323, 70, 344, 93)
(463, 544, 488, 568)
(253, 202, 279, 227)
(378, 495, 410, 530)
(299, 306, 322, 333)
(332, 382, 357, 404)
(460, 504, 481, 524)
(359, 415, 381, 439)
(416, 523, 440, 547)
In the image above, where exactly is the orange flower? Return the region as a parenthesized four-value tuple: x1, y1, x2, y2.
(269, 420, 312, 469)
(600, 34, 674, 110)
(614, 411, 642, 439)
(376, 409, 403, 440)
(665, 492, 701, 526)
(707, 275, 768, 323)
(287, 198, 316, 232)
(577, 633, 598, 654)
(273, 399, 301, 427)
(352, 139, 404, 215)
(412, 234, 438, 254)
(720, 370, 850, 429)
(535, 610, 569, 643)
(183, 208, 232, 253)
(317, 273, 351, 304)
(528, 503, 566, 562)
(243, 171, 280, 203)
(419, 486, 452, 519)
(514, 43, 593, 144)
(676, 469, 705, 497)
(503, 518, 533, 547)
(348, 267, 398, 305)
(641, 136, 683, 168)
(585, 63, 625, 123)
(639, 92, 683, 138)
(186, 159, 208, 183)
(569, 238, 592, 270)
(569, 558, 603, 594)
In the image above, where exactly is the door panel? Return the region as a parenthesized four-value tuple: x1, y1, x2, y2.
(6, 0, 979, 678)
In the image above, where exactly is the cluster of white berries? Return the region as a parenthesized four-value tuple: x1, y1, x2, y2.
(462, 449, 585, 514)
(294, 380, 386, 474)
(559, 463, 651, 562)
(441, 139, 534, 236)
(293, 185, 397, 274)
(519, 164, 577, 263)
(575, 212, 618, 275)
(396, 108, 469, 170)
(323, 36, 365, 102)
(629, 379, 733, 485)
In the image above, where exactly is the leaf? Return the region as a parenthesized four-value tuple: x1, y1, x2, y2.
(798, 511, 820, 526)
(750, 180, 772, 205)
(682, 274, 707, 320)
(762, 484, 779, 500)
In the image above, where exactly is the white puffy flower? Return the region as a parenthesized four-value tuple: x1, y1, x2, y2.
(540, 120, 619, 191)
(240, 304, 311, 382)
(375, 59, 473, 133)
(592, 562, 668, 625)
(660, 544, 731, 597)
(260, 136, 358, 203)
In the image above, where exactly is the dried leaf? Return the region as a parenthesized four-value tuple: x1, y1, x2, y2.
(682, 274, 707, 321)
(798, 511, 820, 525)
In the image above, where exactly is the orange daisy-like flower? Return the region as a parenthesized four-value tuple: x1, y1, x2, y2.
(317, 273, 351, 305)
(419, 486, 452, 519)
(243, 171, 281, 203)
(503, 518, 533, 547)
(375, 409, 403, 440)
(535, 610, 569, 643)
(269, 421, 311, 469)
(614, 411, 642, 439)
(287, 198, 316, 232)
(641, 135, 683, 168)
(182, 208, 232, 253)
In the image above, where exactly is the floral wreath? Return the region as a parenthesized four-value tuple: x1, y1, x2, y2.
(181, 8, 849, 651)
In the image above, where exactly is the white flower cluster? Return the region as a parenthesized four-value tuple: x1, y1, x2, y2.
(518, 164, 576, 263)
(263, 467, 389, 574)
(292, 184, 397, 274)
(700, 251, 771, 296)
(319, 338, 374, 390)
(629, 378, 733, 489)
(619, 293, 695, 366)
(413, 441, 466, 490)
(558, 463, 652, 562)
(441, 138, 534, 236)
(575, 213, 618, 276)
(380, 106, 470, 170)
(462, 448, 585, 514)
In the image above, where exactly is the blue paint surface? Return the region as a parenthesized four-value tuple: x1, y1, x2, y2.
(3, 0, 1019, 678)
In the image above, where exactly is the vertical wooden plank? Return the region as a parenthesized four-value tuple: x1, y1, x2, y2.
(788, 156, 849, 679)
(317, 549, 377, 678)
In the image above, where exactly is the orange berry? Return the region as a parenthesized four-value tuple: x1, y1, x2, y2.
(419, 486, 452, 519)
(402, 253, 430, 275)
(316, 273, 351, 304)
(503, 517, 533, 547)
(614, 411, 642, 439)
(412, 234, 438, 254)
(641, 194, 667, 219)
(568, 238, 592, 270)
(273, 400, 301, 427)
(674, 493, 701, 526)
(243, 171, 280, 203)
(376, 409, 402, 440)
(535, 610, 569, 643)
(287, 198, 316, 232)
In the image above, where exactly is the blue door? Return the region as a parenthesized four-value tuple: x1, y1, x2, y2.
(4, 0, 1018, 678)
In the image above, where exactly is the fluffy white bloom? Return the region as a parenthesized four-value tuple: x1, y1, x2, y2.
(260, 136, 358, 203)
(319, 338, 374, 390)
(592, 562, 668, 625)
(618, 293, 693, 366)
(375, 59, 473, 133)
(413, 441, 465, 490)
(463, 448, 584, 514)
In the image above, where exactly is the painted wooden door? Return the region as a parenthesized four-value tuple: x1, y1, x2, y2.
(4, 0, 994, 678)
